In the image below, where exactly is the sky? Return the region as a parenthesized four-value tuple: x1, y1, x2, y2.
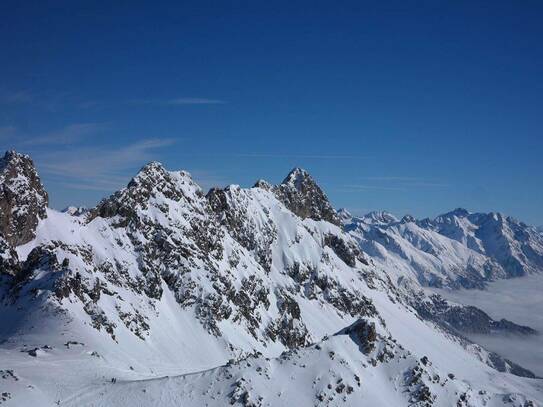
(1, 1, 542, 225)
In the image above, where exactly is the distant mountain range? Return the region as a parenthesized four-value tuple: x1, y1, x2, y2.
(0, 150, 542, 406)
(340, 207, 543, 289)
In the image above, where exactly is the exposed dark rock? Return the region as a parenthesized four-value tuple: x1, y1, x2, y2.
(317, 278, 377, 318)
(61, 206, 88, 216)
(230, 277, 270, 337)
(0, 151, 48, 247)
(207, 186, 276, 272)
(323, 233, 368, 266)
(266, 291, 310, 348)
(340, 319, 377, 354)
(0, 236, 20, 276)
(414, 293, 537, 336)
(487, 352, 537, 379)
(273, 168, 340, 226)
(410, 292, 538, 378)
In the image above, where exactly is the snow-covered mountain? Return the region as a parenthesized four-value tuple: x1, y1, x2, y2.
(1, 151, 542, 406)
(341, 208, 543, 289)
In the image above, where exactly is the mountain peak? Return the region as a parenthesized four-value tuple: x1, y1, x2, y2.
(274, 167, 340, 226)
(0, 150, 34, 173)
(127, 161, 196, 191)
(337, 208, 353, 222)
(448, 208, 470, 217)
(92, 161, 202, 221)
(361, 211, 399, 225)
(0, 150, 48, 246)
(253, 179, 272, 190)
(400, 214, 416, 224)
(131, 160, 168, 180)
(281, 167, 312, 191)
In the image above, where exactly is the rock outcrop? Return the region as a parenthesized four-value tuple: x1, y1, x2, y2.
(0, 151, 48, 246)
(273, 168, 340, 226)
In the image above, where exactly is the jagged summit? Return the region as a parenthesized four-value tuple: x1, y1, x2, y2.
(448, 207, 470, 217)
(336, 208, 353, 222)
(274, 167, 340, 226)
(91, 161, 202, 222)
(281, 167, 311, 190)
(361, 211, 398, 225)
(400, 214, 416, 224)
(342, 206, 543, 288)
(0, 150, 48, 246)
(435, 207, 471, 222)
(127, 161, 197, 191)
(128, 161, 171, 187)
(252, 179, 272, 190)
(136, 160, 167, 174)
(0, 150, 27, 169)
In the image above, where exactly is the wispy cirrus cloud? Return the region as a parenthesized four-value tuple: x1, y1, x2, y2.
(1, 123, 103, 147)
(130, 97, 226, 106)
(22, 123, 102, 146)
(232, 153, 369, 160)
(403, 181, 449, 188)
(1, 89, 226, 111)
(188, 169, 230, 192)
(360, 176, 420, 181)
(341, 184, 407, 192)
(38, 138, 176, 191)
(341, 176, 449, 192)
(0, 89, 74, 112)
(1, 121, 184, 193)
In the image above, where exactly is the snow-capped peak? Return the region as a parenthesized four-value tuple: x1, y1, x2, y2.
(274, 167, 340, 225)
(400, 214, 416, 223)
(336, 208, 353, 221)
(444, 207, 471, 218)
(128, 161, 170, 186)
(0, 150, 30, 169)
(360, 211, 398, 225)
(280, 167, 311, 191)
(253, 179, 272, 190)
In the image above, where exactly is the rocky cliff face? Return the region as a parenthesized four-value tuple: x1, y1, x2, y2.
(272, 168, 341, 226)
(0, 151, 48, 246)
(0, 151, 48, 276)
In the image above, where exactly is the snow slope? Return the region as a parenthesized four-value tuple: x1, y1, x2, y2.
(0, 151, 542, 406)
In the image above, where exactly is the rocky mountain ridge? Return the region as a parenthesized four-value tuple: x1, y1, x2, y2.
(0, 151, 542, 406)
(342, 207, 543, 289)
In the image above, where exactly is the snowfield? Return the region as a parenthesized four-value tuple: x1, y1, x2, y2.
(0, 151, 542, 406)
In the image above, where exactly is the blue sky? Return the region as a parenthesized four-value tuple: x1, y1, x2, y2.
(1, 1, 542, 225)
